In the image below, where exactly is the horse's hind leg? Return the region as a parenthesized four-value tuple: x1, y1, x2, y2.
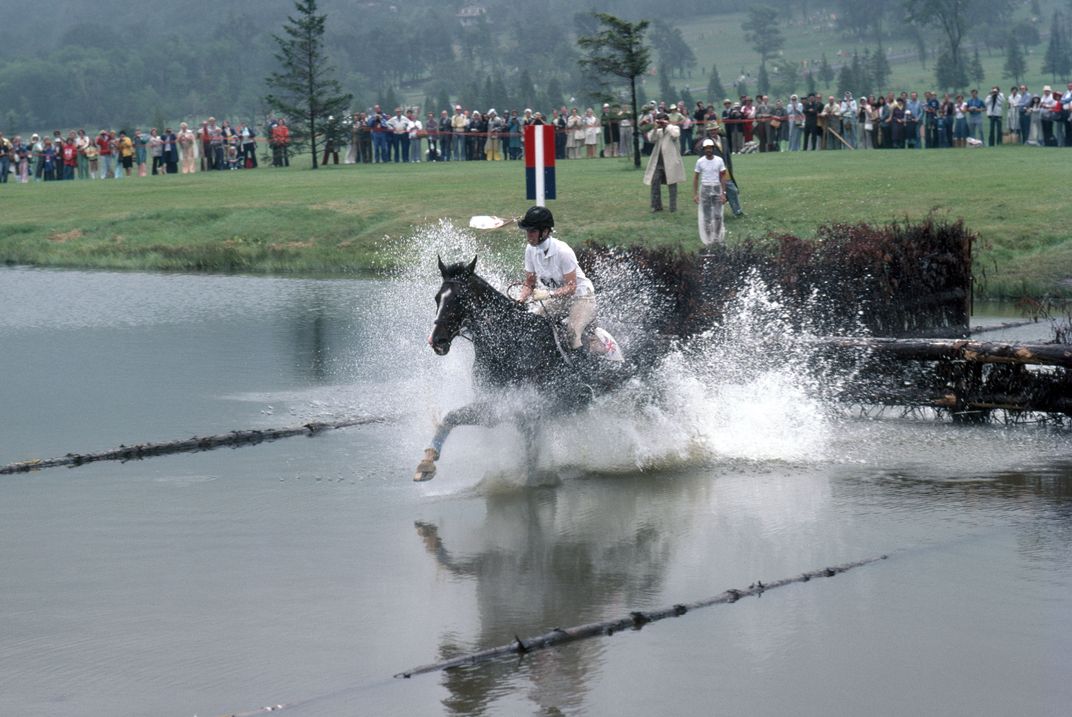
(413, 401, 497, 482)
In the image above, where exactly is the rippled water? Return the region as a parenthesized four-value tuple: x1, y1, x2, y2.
(1, 260, 1069, 717)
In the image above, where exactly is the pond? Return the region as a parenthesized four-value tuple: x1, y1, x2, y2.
(1, 258, 1069, 717)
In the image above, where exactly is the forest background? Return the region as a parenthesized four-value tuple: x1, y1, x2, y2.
(2, 0, 1070, 133)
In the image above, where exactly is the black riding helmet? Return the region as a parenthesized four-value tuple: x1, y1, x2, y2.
(518, 205, 554, 232)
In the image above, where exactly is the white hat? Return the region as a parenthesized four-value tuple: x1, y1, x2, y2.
(702, 138, 715, 147)
(1043, 85, 1052, 92)
(488, 108, 496, 115)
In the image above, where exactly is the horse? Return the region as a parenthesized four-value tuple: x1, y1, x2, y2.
(414, 256, 624, 482)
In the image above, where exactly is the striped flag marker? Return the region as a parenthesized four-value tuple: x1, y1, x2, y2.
(524, 125, 556, 205)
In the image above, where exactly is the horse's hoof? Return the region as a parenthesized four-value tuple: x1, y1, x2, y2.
(413, 448, 439, 482)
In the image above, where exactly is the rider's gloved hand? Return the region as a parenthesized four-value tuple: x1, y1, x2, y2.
(530, 289, 552, 302)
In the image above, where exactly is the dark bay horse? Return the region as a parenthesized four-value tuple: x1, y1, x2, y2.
(414, 256, 624, 481)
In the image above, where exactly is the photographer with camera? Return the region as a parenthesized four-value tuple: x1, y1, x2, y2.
(643, 112, 685, 213)
(986, 87, 1005, 146)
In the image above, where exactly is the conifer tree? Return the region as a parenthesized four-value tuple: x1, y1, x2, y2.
(707, 63, 727, 102)
(265, 0, 352, 169)
(577, 13, 651, 167)
(1003, 36, 1026, 82)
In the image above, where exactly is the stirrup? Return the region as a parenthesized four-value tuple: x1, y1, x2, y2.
(413, 448, 439, 482)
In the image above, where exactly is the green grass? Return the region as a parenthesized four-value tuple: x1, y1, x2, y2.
(1, 146, 1068, 298)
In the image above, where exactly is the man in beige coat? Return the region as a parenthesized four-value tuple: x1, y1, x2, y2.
(643, 112, 685, 212)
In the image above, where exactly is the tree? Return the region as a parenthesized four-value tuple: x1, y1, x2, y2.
(818, 53, 834, 88)
(742, 7, 784, 64)
(757, 63, 770, 95)
(1004, 36, 1026, 82)
(265, 0, 352, 169)
(577, 13, 651, 168)
(1041, 10, 1072, 81)
(936, 48, 968, 90)
(707, 63, 727, 102)
(872, 43, 892, 90)
(649, 20, 696, 77)
(905, 0, 1011, 95)
(658, 64, 676, 103)
(970, 48, 985, 85)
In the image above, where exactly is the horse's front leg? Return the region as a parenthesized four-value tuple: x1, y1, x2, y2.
(413, 401, 500, 482)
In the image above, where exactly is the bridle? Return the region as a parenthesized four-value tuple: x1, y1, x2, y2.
(432, 278, 473, 344)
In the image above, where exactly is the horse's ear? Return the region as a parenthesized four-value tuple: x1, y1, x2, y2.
(438, 255, 447, 277)
(467, 255, 478, 273)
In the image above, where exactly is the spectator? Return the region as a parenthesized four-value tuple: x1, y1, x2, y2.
(0, 132, 9, 183)
(149, 129, 164, 174)
(966, 88, 985, 142)
(583, 107, 599, 158)
(644, 112, 685, 213)
(134, 129, 148, 176)
(96, 131, 113, 179)
(986, 87, 1005, 146)
(178, 122, 197, 174)
(162, 128, 179, 173)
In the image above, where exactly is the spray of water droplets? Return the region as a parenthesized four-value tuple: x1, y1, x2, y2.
(340, 223, 871, 488)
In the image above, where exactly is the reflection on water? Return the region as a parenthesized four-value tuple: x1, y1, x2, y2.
(0, 264, 1070, 717)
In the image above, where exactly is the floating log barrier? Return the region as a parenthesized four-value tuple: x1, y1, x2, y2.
(0, 416, 387, 476)
(394, 554, 888, 679)
(821, 337, 1072, 368)
(819, 338, 1072, 418)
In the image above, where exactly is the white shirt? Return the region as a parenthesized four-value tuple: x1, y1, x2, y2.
(694, 154, 726, 186)
(524, 237, 593, 296)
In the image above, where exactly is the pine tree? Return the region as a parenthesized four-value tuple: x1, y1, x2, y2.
(851, 51, 869, 95)
(936, 49, 968, 90)
(970, 48, 985, 85)
(757, 63, 770, 95)
(544, 77, 565, 110)
(265, 0, 352, 169)
(837, 63, 855, 98)
(577, 12, 651, 167)
(818, 53, 834, 88)
(871, 43, 892, 90)
(378, 86, 400, 112)
(1041, 10, 1072, 81)
(436, 88, 452, 115)
(707, 63, 727, 103)
(1003, 36, 1026, 81)
(518, 69, 536, 107)
(805, 72, 816, 96)
(658, 64, 676, 103)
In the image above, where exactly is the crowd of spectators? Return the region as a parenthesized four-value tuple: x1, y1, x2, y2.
(0, 117, 263, 183)
(3, 80, 1070, 185)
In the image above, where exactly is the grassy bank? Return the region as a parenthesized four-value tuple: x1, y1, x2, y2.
(1, 146, 1068, 298)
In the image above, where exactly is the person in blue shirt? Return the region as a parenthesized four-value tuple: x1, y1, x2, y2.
(965, 89, 986, 143)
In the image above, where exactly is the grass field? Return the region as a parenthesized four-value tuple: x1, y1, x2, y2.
(1, 146, 1068, 298)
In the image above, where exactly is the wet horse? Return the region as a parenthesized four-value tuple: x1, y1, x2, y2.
(414, 256, 618, 481)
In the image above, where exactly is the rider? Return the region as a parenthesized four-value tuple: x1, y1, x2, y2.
(516, 206, 596, 352)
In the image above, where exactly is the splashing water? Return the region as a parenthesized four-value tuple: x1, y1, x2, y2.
(352, 224, 863, 487)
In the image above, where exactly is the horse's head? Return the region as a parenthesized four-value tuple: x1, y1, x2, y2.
(429, 255, 478, 356)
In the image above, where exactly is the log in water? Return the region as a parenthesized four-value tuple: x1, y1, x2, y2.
(0, 417, 388, 475)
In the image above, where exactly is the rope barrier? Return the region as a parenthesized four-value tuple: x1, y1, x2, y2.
(395, 553, 889, 679)
(0, 416, 389, 475)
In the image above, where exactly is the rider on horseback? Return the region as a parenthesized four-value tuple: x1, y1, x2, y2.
(516, 206, 597, 352)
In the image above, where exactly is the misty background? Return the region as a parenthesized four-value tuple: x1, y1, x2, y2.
(1, 0, 1067, 131)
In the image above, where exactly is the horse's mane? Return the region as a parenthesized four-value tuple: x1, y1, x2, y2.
(441, 262, 519, 312)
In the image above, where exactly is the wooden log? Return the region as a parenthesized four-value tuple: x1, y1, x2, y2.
(394, 555, 888, 679)
(0, 416, 388, 476)
(822, 337, 1072, 368)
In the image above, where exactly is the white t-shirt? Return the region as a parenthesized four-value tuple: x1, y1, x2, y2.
(524, 237, 594, 296)
(694, 155, 727, 187)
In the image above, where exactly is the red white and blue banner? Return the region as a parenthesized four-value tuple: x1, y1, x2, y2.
(524, 125, 556, 204)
